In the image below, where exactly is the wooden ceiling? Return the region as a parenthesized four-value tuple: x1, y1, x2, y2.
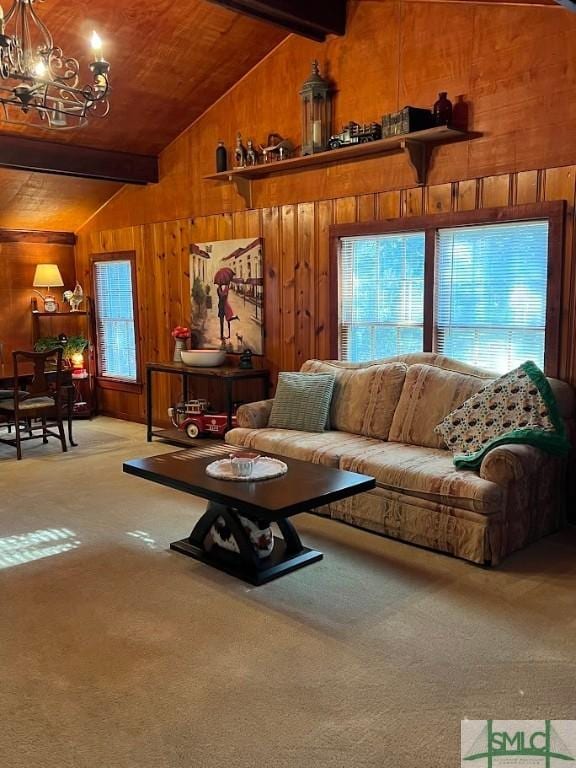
(0, 168, 122, 231)
(0, 0, 288, 232)
(0, 0, 287, 155)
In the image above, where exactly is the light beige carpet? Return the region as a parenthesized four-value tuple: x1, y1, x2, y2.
(1, 417, 575, 768)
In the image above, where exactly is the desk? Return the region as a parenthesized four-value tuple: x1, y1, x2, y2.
(146, 361, 270, 447)
(0, 362, 77, 447)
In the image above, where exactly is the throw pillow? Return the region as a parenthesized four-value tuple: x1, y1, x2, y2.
(434, 361, 571, 469)
(268, 372, 335, 433)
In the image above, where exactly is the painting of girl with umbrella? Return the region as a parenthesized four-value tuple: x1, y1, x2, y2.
(189, 238, 264, 354)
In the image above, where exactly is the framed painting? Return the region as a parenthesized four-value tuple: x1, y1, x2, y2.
(189, 237, 264, 355)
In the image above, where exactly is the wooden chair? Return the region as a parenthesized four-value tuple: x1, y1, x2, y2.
(0, 349, 67, 460)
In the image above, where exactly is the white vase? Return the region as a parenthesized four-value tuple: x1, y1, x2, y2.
(173, 339, 186, 362)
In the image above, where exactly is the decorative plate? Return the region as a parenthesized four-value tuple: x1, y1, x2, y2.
(206, 456, 288, 481)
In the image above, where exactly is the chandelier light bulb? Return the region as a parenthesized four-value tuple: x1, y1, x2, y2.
(91, 30, 103, 59)
(33, 61, 46, 78)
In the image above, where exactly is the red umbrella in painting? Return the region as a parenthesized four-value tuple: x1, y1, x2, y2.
(213, 267, 235, 285)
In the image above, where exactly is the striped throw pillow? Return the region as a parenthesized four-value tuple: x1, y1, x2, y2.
(268, 372, 335, 432)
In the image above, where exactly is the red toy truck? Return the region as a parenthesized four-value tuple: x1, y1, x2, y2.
(168, 399, 237, 439)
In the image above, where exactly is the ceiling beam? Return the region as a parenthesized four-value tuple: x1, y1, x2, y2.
(205, 0, 347, 41)
(0, 135, 158, 185)
(0, 228, 76, 245)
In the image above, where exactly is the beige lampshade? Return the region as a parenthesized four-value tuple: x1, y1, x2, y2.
(33, 263, 64, 288)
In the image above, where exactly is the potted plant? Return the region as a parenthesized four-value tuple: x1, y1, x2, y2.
(34, 335, 89, 368)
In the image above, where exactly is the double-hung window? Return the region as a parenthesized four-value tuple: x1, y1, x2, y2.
(92, 252, 139, 385)
(332, 203, 563, 375)
(339, 233, 425, 361)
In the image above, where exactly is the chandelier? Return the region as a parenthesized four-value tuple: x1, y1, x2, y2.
(0, 0, 110, 130)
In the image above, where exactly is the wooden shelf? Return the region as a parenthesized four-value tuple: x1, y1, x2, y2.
(204, 126, 481, 206)
(32, 311, 88, 316)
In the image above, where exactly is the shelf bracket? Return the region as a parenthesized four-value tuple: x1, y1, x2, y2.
(229, 175, 253, 208)
(402, 139, 433, 186)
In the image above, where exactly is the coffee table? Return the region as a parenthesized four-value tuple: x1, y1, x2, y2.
(123, 445, 375, 585)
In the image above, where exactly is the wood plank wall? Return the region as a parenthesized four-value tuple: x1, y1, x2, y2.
(0, 242, 76, 361)
(74, 165, 576, 424)
(74, 0, 576, 424)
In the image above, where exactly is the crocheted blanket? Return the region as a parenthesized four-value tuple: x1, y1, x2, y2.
(435, 361, 571, 470)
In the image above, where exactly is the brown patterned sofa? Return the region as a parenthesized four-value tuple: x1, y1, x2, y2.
(225, 354, 575, 565)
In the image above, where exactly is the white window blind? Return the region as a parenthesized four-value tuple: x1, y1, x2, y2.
(94, 259, 137, 381)
(436, 220, 549, 373)
(339, 233, 425, 362)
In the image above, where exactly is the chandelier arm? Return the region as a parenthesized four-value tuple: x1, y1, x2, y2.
(3, 0, 18, 25)
(0, 0, 110, 129)
(27, 0, 54, 53)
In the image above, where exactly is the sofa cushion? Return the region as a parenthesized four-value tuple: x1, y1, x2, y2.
(388, 363, 488, 449)
(226, 427, 382, 468)
(338, 441, 503, 515)
(268, 372, 335, 432)
(300, 359, 407, 439)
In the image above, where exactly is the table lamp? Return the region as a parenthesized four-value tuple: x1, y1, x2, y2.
(32, 264, 64, 312)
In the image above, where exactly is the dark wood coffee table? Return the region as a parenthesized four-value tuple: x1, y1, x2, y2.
(123, 445, 375, 585)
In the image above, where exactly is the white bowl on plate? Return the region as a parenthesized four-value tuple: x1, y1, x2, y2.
(180, 349, 226, 367)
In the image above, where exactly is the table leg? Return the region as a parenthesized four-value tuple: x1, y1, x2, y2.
(225, 378, 234, 430)
(146, 367, 153, 442)
(67, 385, 77, 447)
(170, 502, 323, 586)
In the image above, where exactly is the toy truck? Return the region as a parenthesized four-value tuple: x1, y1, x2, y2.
(328, 121, 382, 150)
(168, 399, 237, 439)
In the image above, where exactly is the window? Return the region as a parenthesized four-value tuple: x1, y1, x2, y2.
(92, 253, 139, 384)
(436, 221, 549, 372)
(339, 233, 425, 362)
(331, 203, 563, 375)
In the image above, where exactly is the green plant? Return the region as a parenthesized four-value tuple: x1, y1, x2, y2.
(34, 335, 88, 364)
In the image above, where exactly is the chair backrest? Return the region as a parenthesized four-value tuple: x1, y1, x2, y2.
(12, 348, 64, 398)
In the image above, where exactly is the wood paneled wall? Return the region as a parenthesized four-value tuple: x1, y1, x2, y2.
(0, 242, 76, 361)
(75, 166, 576, 423)
(74, 0, 576, 423)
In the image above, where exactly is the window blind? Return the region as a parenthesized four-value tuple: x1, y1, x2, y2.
(339, 233, 425, 362)
(436, 220, 549, 373)
(93, 259, 137, 381)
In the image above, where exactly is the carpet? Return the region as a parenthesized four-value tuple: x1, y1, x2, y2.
(1, 417, 575, 767)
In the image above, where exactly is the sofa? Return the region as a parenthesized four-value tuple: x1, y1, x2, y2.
(226, 353, 575, 565)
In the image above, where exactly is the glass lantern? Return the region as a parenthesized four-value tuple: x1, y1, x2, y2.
(300, 60, 332, 156)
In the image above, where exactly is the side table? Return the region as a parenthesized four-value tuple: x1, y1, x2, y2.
(146, 361, 270, 447)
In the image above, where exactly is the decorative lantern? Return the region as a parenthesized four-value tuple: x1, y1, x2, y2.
(300, 60, 332, 156)
(71, 352, 87, 378)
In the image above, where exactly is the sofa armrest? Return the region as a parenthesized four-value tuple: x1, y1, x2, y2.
(479, 444, 547, 485)
(236, 399, 275, 429)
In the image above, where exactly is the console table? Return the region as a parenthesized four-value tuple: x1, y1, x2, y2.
(146, 361, 270, 447)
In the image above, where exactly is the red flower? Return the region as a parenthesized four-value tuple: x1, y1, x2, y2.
(171, 325, 190, 339)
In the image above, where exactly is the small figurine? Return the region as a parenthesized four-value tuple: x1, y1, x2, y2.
(234, 132, 247, 167)
(246, 139, 259, 166)
(259, 135, 295, 163)
(239, 349, 253, 369)
(63, 282, 84, 312)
